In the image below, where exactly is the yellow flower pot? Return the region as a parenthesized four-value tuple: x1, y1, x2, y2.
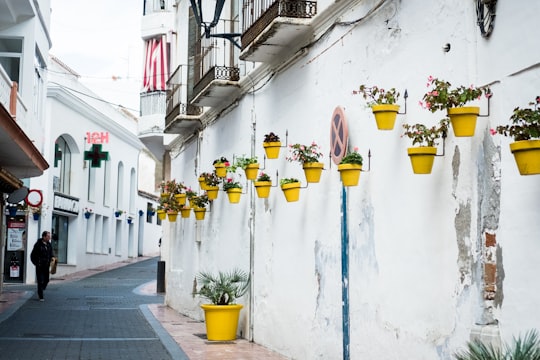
(214, 164, 227, 178)
(337, 164, 362, 186)
(160, 192, 170, 199)
(509, 140, 540, 175)
(157, 210, 166, 220)
(226, 188, 242, 203)
(199, 177, 209, 190)
(200, 304, 243, 341)
(447, 106, 480, 137)
(206, 186, 219, 200)
(263, 141, 281, 159)
(193, 207, 206, 220)
(244, 163, 260, 180)
(254, 181, 272, 198)
(281, 182, 301, 202)
(167, 211, 178, 222)
(302, 162, 324, 183)
(180, 207, 192, 218)
(407, 147, 437, 174)
(371, 104, 400, 130)
(174, 193, 186, 206)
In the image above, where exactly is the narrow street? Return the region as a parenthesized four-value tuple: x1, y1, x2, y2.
(0, 257, 185, 359)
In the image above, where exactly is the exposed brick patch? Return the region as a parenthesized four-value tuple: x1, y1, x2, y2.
(484, 233, 497, 301)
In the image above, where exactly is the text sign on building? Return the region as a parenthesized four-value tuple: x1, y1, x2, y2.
(86, 132, 110, 144)
(53, 193, 80, 214)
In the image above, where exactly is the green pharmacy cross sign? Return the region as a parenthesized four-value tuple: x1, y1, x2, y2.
(84, 144, 109, 168)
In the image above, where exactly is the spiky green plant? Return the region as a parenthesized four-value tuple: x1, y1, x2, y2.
(195, 269, 250, 305)
(454, 330, 540, 360)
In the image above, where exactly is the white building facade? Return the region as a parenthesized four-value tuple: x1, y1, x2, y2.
(155, 0, 540, 358)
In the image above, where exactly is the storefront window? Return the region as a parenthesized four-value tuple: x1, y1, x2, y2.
(51, 214, 69, 264)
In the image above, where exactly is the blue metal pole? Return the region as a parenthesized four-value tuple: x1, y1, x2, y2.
(341, 186, 350, 360)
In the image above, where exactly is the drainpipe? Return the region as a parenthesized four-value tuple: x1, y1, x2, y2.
(249, 108, 256, 342)
(341, 186, 350, 360)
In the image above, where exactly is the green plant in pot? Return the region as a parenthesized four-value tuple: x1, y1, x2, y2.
(263, 132, 282, 158)
(195, 269, 250, 341)
(493, 99, 540, 175)
(231, 155, 259, 180)
(279, 177, 301, 202)
(338, 147, 364, 186)
(402, 119, 448, 174)
(353, 85, 401, 130)
(254, 172, 272, 198)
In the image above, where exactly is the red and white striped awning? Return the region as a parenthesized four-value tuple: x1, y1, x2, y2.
(142, 35, 169, 92)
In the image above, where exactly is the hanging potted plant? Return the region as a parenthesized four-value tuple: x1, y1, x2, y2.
(420, 76, 492, 137)
(200, 172, 221, 200)
(195, 268, 250, 341)
(402, 119, 448, 174)
(127, 216, 134, 224)
(287, 142, 324, 183)
(172, 181, 187, 206)
(223, 178, 243, 204)
(180, 205, 192, 218)
(253, 172, 272, 198)
(232, 155, 259, 180)
(280, 178, 301, 202)
(156, 205, 166, 220)
(262, 132, 281, 159)
(494, 99, 540, 175)
(30, 206, 41, 220)
(115, 209, 124, 218)
(213, 157, 230, 178)
(84, 207, 93, 219)
(354, 85, 401, 130)
(199, 172, 213, 191)
(338, 147, 363, 186)
(185, 187, 197, 207)
(191, 194, 209, 220)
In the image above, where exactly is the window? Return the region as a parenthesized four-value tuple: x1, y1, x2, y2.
(56, 137, 72, 194)
(0, 37, 23, 86)
(116, 162, 124, 209)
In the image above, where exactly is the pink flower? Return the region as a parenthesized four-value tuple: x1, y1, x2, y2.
(431, 91, 439, 96)
(427, 75, 434, 82)
(489, 128, 497, 136)
(353, 146, 359, 152)
(485, 92, 493, 99)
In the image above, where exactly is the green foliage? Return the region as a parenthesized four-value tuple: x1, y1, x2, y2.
(229, 155, 258, 172)
(402, 119, 449, 147)
(200, 172, 221, 186)
(354, 85, 400, 105)
(263, 132, 280, 142)
(280, 178, 300, 186)
(190, 194, 209, 208)
(340, 147, 363, 165)
(495, 101, 540, 141)
(286, 142, 323, 164)
(223, 178, 242, 191)
(421, 76, 491, 112)
(256, 172, 271, 181)
(213, 157, 230, 166)
(454, 330, 540, 360)
(195, 269, 250, 305)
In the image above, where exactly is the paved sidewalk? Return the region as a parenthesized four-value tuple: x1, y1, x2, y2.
(0, 257, 288, 360)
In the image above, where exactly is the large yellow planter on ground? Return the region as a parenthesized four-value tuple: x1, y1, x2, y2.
(302, 162, 324, 183)
(337, 164, 362, 186)
(226, 188, 242, 203)
(263, 141, 281, 159)
(371, 104, 400, 130)
(200, 304, 243, 341)
(254, 181, 272, 198)
(447, 106, 480, 137)
(407, 147, 437, 174)
(281, 182, 301, 202)
(509, 140, 540, 175)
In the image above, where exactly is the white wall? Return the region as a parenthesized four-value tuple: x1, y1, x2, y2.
(164, 0, 540, 358)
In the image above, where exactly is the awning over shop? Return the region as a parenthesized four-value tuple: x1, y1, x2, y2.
(0, 104, 49, 185)
(142, 35, 169, 92)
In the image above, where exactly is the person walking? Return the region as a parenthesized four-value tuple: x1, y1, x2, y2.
(30, 231, 54, 301)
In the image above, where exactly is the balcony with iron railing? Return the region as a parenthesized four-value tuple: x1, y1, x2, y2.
(141, 0, 174, 39)
(240, 0, 317, 63)
(189, 19, 243, 108)
(165, 65, 203, 134)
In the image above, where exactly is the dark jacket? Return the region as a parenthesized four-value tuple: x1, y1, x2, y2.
(31, 239, 53, 267)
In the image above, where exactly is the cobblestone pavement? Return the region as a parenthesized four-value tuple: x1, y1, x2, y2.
(0, 257, 288, 360)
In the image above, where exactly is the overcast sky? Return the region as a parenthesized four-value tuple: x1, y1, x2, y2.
(50, 0, 143, 113)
